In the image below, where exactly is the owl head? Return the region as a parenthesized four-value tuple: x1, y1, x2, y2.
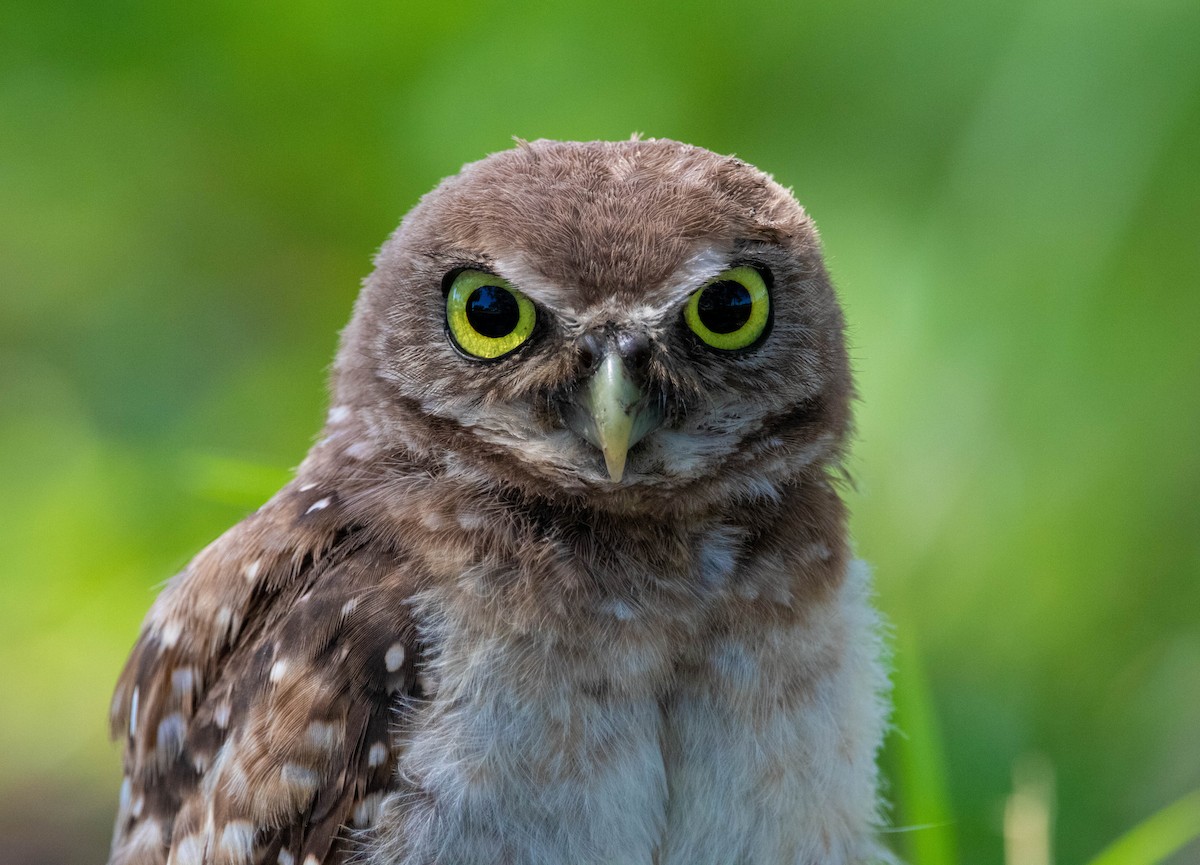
(330, 139, 850, 514)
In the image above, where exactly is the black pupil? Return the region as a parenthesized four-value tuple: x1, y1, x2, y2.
(465, 285, 520, 338)
(697, 280, 753, 333)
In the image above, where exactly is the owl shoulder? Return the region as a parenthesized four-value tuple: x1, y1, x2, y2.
(108, 481, 425, 865)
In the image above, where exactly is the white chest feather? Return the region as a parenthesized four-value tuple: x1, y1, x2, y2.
(370, 562, 889, 865)
(658, 562, 891, 865)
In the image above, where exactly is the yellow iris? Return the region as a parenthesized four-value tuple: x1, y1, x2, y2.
(445, 270, 537, 359)
(683, 266, 771, 351)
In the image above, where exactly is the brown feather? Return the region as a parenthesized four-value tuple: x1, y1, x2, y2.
(110, 485, 423, 865)
(109, 139, 890, 865)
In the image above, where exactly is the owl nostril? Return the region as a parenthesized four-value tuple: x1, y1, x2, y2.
(578, 329, 651, 376)
(577, 332, 605, 371)
(616, 331, 651, 372)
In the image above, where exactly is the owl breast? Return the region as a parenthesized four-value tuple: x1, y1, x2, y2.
(364, 507, 888, 865)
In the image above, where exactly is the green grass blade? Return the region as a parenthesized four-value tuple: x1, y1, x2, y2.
(889, 627, 958, 865)
(1084, 789, 1200, 865)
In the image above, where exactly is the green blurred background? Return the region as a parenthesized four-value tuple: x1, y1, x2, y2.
(2, 0, 1198, 862)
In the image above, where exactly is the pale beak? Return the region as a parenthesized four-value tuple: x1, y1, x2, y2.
(567, 353, 661, 483)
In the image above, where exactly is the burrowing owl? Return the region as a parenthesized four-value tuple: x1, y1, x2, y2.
(109, 138, 891, 865)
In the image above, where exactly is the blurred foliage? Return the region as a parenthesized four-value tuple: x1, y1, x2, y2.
(1085, 789, 1200, 865)
(2, 0, 1198, 862)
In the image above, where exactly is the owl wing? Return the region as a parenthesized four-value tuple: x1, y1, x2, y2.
(108, 484, 423, 865)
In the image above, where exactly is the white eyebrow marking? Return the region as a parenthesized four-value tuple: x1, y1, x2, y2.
(658, 246, 734, 303)
(488, 255, 577, 313)
(491, 244, 732, 327)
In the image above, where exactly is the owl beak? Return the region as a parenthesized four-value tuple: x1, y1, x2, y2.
(571, 353, 658, 483)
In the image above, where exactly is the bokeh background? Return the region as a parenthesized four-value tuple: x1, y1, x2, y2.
(2, 0, 1198, 862)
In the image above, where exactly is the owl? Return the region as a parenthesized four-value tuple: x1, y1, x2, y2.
(108, 138, 891, 865)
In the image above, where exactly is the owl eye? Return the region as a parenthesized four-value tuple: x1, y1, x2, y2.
(683, 265, 771, 351)
(445, 270, 537, 359)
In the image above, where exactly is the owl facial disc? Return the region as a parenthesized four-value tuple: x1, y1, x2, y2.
(566, 353, 661, 483)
